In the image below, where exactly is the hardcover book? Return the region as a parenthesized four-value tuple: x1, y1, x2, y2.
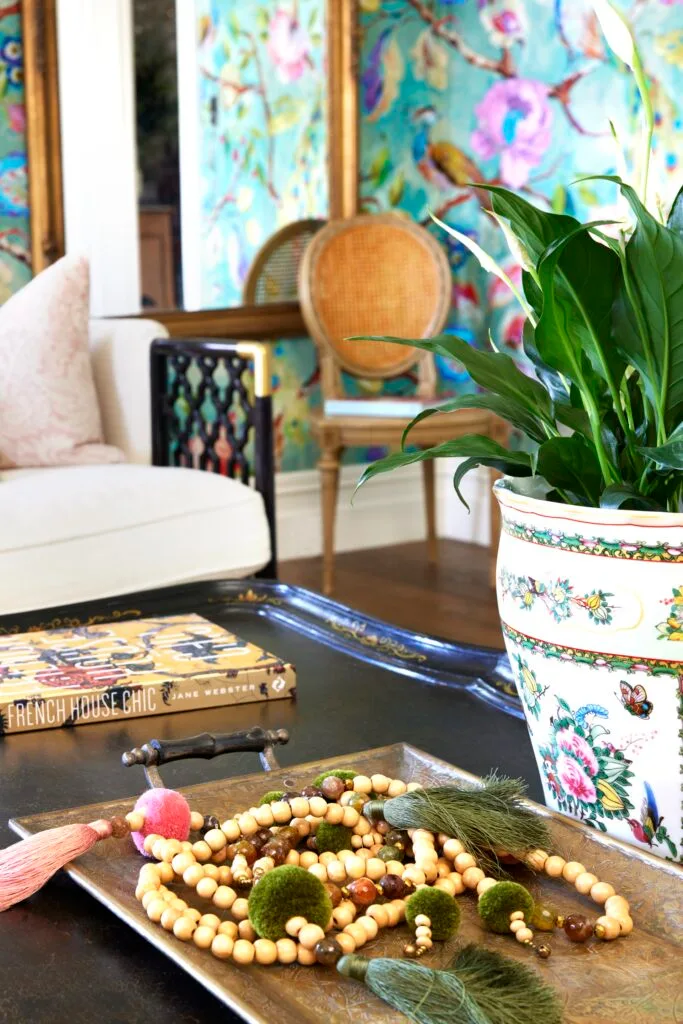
(0, 614, 296, 734)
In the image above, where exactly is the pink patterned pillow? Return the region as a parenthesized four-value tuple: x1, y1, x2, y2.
(0, 254, 124, 469)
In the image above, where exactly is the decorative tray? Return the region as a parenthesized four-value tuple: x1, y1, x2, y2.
(11, 743, 682, 1024)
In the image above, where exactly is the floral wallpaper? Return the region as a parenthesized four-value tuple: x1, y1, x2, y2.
(195, 0, 327, 309)
(0, 2, 30, 301)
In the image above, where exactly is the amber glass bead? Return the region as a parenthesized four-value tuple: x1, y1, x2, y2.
(345, 878, 378, 907)
(261, 840, 288, 866)
(347, 793, 368, 812)
(384, 830, 405, 849)
(109, 816, 130, 839)
(251, 829, 274, 852)
(306, 836, 318, 851)
(321, 776, 346, 801)
(276, 826, 300, 847)
(377, 845, 403, 863)
(314, 936, 343, 966)
(379, 874, 407, 900)
(202, 815, 220, 834)
(563, 914, 594, 943)
(231, 840, 257, 865)
(300, 786, 324, 800)
(322, 882, 342, 908)
(531, 905, 557, 932)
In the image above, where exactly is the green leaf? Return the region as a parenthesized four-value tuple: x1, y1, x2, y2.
(368, 145, 392, 187)
(536, 435, 604, 506)
(356, 436, 533, 508)
(401, 392, 548, 449)
(600, 484, 664, 510)
(388, 172, 405, 207)
(349, 333, 553, 428)
(551, 184, 567, 214)
(591, 175, 683, 435)
(667, 185, 683, 239)
(475, 185, 580, 263)
(639, 422, 683, 469)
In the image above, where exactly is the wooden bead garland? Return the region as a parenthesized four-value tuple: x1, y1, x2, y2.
(128, 772, 635, 968)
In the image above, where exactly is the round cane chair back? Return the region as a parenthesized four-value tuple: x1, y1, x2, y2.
(243, 218, 326, 304)
(298, 213, 451, 386)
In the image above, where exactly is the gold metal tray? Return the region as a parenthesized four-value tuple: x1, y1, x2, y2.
(11, 744, 683, 1024)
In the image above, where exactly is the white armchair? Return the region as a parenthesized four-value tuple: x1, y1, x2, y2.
(0, 319, 274, 614)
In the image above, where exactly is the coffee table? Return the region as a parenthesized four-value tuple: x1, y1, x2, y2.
(0, 580, 531, 1024)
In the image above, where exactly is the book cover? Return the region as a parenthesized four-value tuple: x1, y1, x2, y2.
(0, 614, 295, 734)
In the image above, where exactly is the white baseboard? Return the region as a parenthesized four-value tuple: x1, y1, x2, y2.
(276, 459, 491, 562)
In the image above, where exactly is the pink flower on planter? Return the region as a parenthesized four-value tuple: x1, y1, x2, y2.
(267, 9, 311, 84)
(556, 728, 599, 776)
(557, 753, 597, 805)
(471, 79, 553, 188)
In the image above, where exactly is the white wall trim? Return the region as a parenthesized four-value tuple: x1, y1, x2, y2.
(57, 0, 141, 317)
(275, 460, 491, 562)
(176, 0, 204, 311)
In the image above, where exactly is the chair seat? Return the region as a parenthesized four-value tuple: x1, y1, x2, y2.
(313, 407, 493, 445)
(0, 464, 271, 613)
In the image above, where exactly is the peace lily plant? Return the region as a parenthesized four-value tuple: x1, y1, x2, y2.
(358, 0, 683, 515)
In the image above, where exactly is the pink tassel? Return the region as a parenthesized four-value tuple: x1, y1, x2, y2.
(0, 818, 112, 912)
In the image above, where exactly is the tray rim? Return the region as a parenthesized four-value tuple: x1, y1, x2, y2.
(9, 742, 683, 1024)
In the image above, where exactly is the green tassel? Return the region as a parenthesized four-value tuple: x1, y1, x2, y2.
(337, 946, 562, 1024)
(449, 945, 562, 1024)
(364, 774, 550, 872)
(337, 954, 490, 1024)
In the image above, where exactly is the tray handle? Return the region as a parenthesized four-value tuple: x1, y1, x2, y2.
(121, 727, 289, 788)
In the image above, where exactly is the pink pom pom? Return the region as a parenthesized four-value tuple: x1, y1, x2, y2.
(131, 788, 191, 855)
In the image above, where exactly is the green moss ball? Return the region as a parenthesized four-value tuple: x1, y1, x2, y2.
(315, 822, 354, 854)
(312, 769, 356, 787)
(478, 881, 535, 934)
(257, 790, 284, 806)
(248, 866, 332, 941)
(405, 887, 461, 941)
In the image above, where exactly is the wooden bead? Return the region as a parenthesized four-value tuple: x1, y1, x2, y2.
(343, 922, 367, 947)
(232, 939, 255, 964)
(309, 797, 328, 817)
(448, 872, 465, 894)
(139, 888, 161, 908)
(544, 855, 566, 877)
(185, 908, 202, 923)
(510, 920, 526, 934)
(387, 779, 407, 797)
(152, 840, 167, 862)
(367, 905, 389, 928)
(218, 866, 233, 885)
(476, 877, 498, 897)
(237, 813, 258, 837)
(285, 916, 308, 937)
(515, 927, 534, 943)
(271, 802, 291, 824)
(157, 862, 174, 884)
(462, 867, 486, 890)
(297, 945, 317, 965)
(575, 872, 599, 895)
(324, 804, 344, 825)
(231, 898, 250, 921)
(171, 852, 196, 877)
(183, 864, 204, 888)
(525, 849, 548, 871)
(605, 895, 630, 916)
(370, 774, 391, 794)
(415, 936, 433, 949)
(299, 851, 318, 869)
(616, 915, 633, 936)
(160, 907, 182, 931)
(253, 806, 274, 828)
(285, 850, 301, 866)
(196, 877, 218, 899)
(218, 921, 238, 939)
(327, 860, 347, 885)
(342, 807, 360, 829)
(203, 864, 220, 880)
(308, 863, 328, 883)
(211, 934, 234, 960)
(192, 925, 216, 949)
(354, 817, 372, 837)
(221, 819, 242, 841)
(189, 811, 204, 832)
(204, 828, 227, 852)
(299, 924, 326, 950)
(454, 852, 476, 873)
(276, 938, 298, 963)
(562, 861, 585, 884)
(434, 878, 456, 896)
(402, 867, 426, 887)
(335, 932, 356, 954)
(146, 899, 167, 923)
(344, 856, 365, 880)
(192, 840, 212, 863)
(415, 926, 432, 938)
(443, 838, 464, 860)
(143, 833, 161, 855)
(594, 915, 621, 940)
(173, 917, 196, 941)
(126, 810, 146, 832)
(238, 920, 257, 942)
(414, 914, 431, 928)
(407, 782, 422, 792)
(352, 775, 373, 794)
(318, 852, 337, 867)
(180, 841, 194, 853)
(365, 858, 386, 881)
(510, 910, 525, 921)
(199, 913, 221, 931)
(384, 861, 404, 877)
(254, 938, 278, 964)
(590, 882, 616, 904)
(333, 903, 356, 929)
(384, 903, 400, 927)
(286, 798, 307, 820)
(356, 916, 378, 940)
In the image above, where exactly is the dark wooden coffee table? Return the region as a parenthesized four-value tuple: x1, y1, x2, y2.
(0, 580, 532, 1024)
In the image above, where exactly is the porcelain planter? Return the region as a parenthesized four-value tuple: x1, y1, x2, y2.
(495, 481, 683, 862)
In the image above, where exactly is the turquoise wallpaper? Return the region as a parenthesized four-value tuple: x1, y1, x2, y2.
(0, 2, 30, 301)
(195, 0, 327, 309)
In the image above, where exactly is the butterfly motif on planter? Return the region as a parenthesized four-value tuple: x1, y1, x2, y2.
(618, 681, 653, 720)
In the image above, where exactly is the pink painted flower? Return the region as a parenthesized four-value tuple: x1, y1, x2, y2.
(557, 753, 597, 804)
(8, 104, 24, 135)
(471, 79, 553, 188)
(556, 728, 599, 776)
(267, 9, 311, 84)
(479, 0, 528, 48)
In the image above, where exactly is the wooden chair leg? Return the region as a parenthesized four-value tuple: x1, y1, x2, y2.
(422, 459, 437, 564)
(489, 468, 502, 588)
(319, 444, 342, 596)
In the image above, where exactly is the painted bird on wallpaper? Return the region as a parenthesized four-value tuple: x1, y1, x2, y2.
(627, 782, 664, 847)
(362, 28, 404, 123)
(412, 106, 486, 196)
(0, 151, 27, 217)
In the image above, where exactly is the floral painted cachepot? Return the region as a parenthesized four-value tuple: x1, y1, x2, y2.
(495, 481, 683, 862)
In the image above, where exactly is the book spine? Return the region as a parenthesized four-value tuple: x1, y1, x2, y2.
(0, 665, 296, 735)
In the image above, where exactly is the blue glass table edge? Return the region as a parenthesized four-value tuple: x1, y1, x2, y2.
(0, 579, 520, 719)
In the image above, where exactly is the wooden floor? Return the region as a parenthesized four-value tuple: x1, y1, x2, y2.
(280, 539, 504, 650)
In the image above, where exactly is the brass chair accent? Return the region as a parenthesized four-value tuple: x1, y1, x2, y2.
(298, 213, 503, 595)
(243, 219, 326, 304)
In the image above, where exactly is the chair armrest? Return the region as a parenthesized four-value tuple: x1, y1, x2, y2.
(150, 338, 276, 576)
